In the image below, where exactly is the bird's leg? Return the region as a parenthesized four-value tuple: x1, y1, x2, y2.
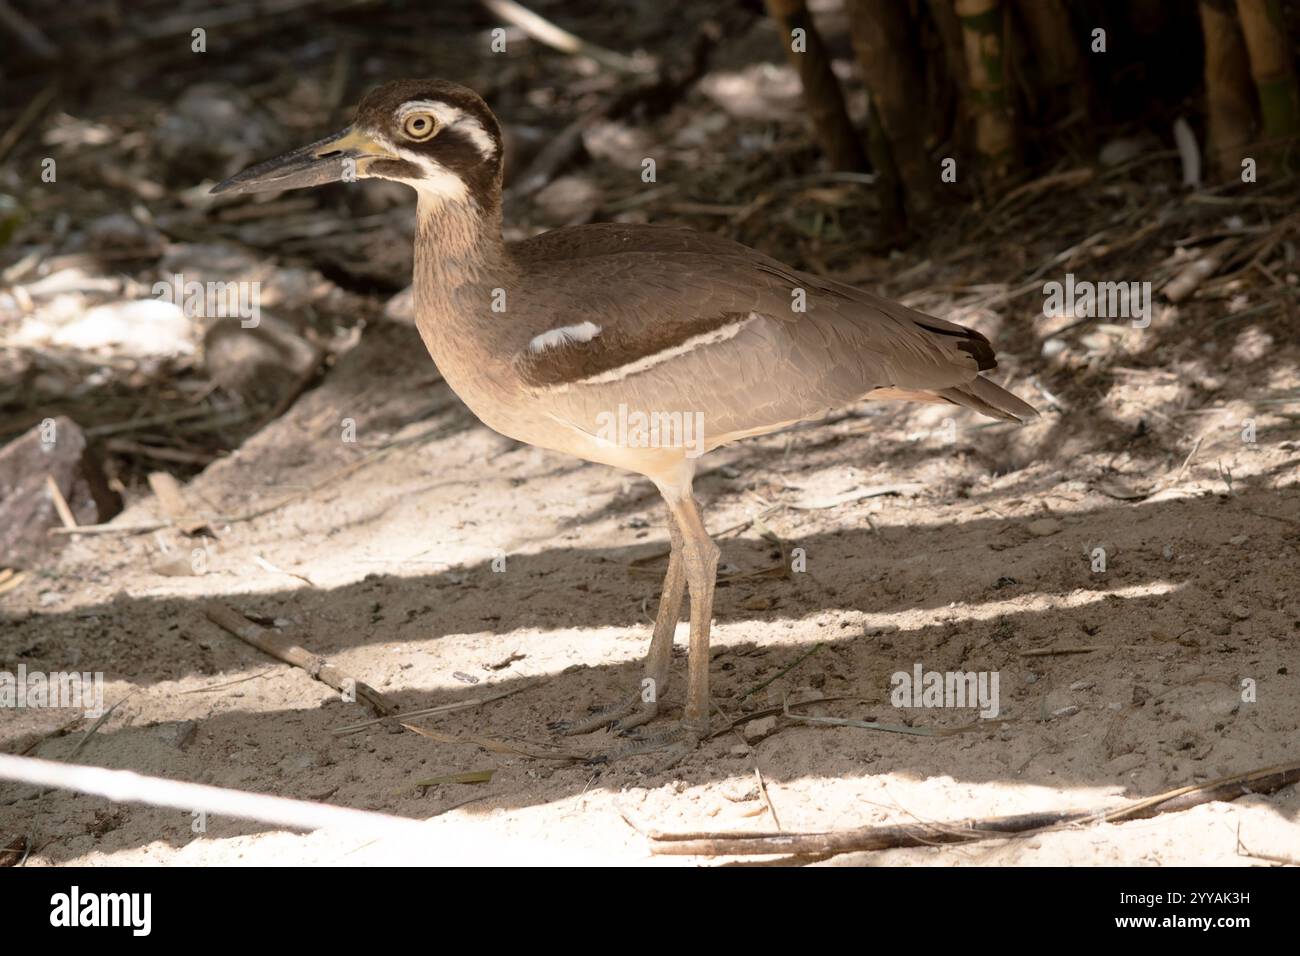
(550, 509, 685, 736)
(612, 484, 717, 769)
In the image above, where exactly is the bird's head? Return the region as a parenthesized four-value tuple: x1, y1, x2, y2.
(210, 79, 502, 207)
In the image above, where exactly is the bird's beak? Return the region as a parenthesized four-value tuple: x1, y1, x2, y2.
(209, 127, 395, 196)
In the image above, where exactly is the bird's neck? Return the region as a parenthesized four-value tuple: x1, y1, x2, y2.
(413, 191, 508, 294)
(411, 191, 513, 360)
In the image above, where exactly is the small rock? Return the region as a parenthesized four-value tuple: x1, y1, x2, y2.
(154, 720, 198, 750)
(1050, 705, 1080, 718)
(1228, 535, 1248, 546)
(55, 299, 195, 357)
(202, 311, 321, 407)
(1162, 544, 1174, 561)
(728, 744, 752, 757)
(533, 174, 602, 225)
(1108, 752, 1145, 774)
(385, 285, 414, 323)
(743, 595, 772, 612)
(1026, 518, 1063, 537)
(0, 417, 120, 568)
(281, 751, 325, 772)
(1069, 680, 1095, 691)
(152, 552, 201, 577)
(1230, 605, 1251, 620)
(722, 781, 759, 801)
(742, 716, 778, 741)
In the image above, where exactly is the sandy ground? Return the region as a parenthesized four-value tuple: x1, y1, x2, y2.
(2, 0, 1299, 868)
(4, 287, 1299, 864)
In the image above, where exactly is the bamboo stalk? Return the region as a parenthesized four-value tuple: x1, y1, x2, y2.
(954, 0, 1017, 181)
(764, 0, 867, 172)
(1199, 0, 1258, 178)
(647, 760, 1300, 856)
(1013, 0, 1086, 120)
(203, 602, 396, 716)
(1235, 0, 1300, 166)
(844, 0, 936, 215)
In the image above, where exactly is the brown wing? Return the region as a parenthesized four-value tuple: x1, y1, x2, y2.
(508, 226, 1017, 451)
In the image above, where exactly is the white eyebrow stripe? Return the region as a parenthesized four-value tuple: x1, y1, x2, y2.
(398, 99, 497, 160)
(529, 322, 602, 353)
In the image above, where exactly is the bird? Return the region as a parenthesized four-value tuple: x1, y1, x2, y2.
(212, 78, 1037, 767)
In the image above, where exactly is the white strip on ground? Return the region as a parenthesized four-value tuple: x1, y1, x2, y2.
(0, 753, 608, 865)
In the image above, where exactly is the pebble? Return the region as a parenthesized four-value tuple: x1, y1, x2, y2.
(1026, 518, 1063, 537)
(1051, 705, 1080, 718)
(742, 716, 778, 741)
(1108, 752, 1145, 774)
(1231, 605, 1251, 620)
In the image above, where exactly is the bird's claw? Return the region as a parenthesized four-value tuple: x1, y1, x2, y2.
(585, 720, 706, 772)
(549, 693, 659, 737)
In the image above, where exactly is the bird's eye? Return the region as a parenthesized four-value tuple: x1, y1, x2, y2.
(401, 112, 437, 141)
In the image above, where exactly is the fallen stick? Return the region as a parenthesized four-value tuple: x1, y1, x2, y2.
(737, 644, 825, 701)
(331, 683, 535, 735)
(0, 0, 57, 58)
(645, 760, 1300, 856)
(1163, 237, 1239, 303)
(147, 471, 207, 534)
(43, 475, 77, 529)
(203, 602, 395, 716)
(0, 753, 602, 864)
(479, 0, 650, 74)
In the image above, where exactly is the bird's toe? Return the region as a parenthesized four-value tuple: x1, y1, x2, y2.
(549, 693, 642, 736)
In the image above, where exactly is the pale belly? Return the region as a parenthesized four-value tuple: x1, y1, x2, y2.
(437, 358, 696, 483)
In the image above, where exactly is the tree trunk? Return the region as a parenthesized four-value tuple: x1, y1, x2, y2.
(763, 0, 866, 172)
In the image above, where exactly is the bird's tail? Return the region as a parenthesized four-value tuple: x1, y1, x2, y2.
(937, 376, 1039, 423)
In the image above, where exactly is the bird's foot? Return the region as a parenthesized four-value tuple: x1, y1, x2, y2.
(548, 693, 659, 737)
(588, 719, 706, 772)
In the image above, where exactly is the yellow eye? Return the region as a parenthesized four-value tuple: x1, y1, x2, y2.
(402, 113, 437, 141)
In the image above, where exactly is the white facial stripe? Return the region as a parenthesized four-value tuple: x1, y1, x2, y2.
(359, 127, 469, 202)
(397, 99, 497, 160)
(529, 322, 602, 353)
(404, 155, 470, 203)
(571, 313, 761, 386)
